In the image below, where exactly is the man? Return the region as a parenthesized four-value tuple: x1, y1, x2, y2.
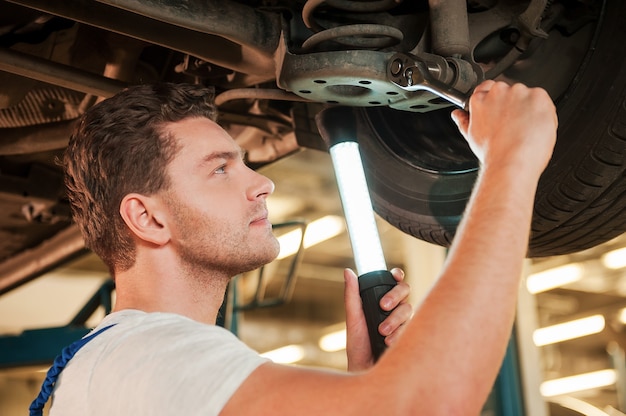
(43, 80, 557, 415)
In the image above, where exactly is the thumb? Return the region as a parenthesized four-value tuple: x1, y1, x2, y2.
(344, 268, 372, 371)
(451, 108, 469, 137)
(344, 268, 364, 327)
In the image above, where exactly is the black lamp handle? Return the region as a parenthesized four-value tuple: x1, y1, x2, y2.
(358, 269, 397, 361)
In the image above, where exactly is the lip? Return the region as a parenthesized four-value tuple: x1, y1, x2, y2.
(250, 211, 270, 226)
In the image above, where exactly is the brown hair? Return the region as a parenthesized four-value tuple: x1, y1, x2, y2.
(64, 83, 218, 273)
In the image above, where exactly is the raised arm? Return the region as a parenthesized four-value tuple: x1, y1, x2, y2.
(222, 81, 558, 415)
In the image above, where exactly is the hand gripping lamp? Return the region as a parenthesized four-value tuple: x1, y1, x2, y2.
(316, 106, 396, 360)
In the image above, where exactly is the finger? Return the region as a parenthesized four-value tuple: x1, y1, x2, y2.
(473, 79, 497, 93)
(390, 267, 405, 282)
(379, 268, 407, 311)
(379, 303, 413, 337)
(384, 319, 409, 346)
(380, 281, 411, 311)
(344, 268, 373, 372)
(468, 79, 503, 110)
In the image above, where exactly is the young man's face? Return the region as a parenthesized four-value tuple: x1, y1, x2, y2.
(158, 117, 280, 277)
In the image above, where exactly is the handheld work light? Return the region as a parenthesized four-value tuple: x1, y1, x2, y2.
(316, 107, 397, 360)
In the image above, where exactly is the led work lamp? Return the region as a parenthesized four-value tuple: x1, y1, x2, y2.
(317, 107, 397, 360)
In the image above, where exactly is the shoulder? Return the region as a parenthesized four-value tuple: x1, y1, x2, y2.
(93, 309, 260, 358)
(57, 310, 269, 415)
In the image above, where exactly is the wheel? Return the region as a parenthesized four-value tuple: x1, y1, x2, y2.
(357, 0, 626, 257)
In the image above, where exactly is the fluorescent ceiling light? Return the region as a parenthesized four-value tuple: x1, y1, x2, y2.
(614, 307, 626, 325)
(260, 344, 305, 364)
(533, 314, 605, 346)
(276, 229, 304, 260)
(602, 247, 626, 270)
(526, 263, 584, 294)
(540, 369, 616, 397)
(319, 329, 347, 352)
(550, 396, 611, 416)
(276, 215, 345, 260)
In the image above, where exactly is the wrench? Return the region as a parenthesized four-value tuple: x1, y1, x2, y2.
(388, 53, 471, 111)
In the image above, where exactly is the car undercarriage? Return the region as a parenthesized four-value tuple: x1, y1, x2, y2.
(1, 0, 625, 294)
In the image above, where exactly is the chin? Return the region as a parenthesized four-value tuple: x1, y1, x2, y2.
(244, 245, 281, 273)
(266, 236, 281, 259)
(262, 247, 281, 267)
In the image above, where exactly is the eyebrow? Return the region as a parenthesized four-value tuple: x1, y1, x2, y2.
(198, 149, 245, 168)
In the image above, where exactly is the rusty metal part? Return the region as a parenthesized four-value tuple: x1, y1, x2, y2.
(0, 225, 86, 295)
(301, 0, 404, 50)
(301, 24, 403, 51)
(279, 47, 480, 112)
(215, 88, 312, 107)
(278, 48, 407, 107)
(96, 0, 280, 55)
(517, 0, 551, 40)
(0, 47, 127, 98)
(0, 86, 83, 128)
(0, 120, 75, 155)
(428, 0, 470, 58)
(6, 0, 280, 80)
(302, 0, 401, 31)
(482, 1, 559, 80)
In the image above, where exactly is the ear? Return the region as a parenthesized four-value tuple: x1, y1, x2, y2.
(120, 193, 170, 246)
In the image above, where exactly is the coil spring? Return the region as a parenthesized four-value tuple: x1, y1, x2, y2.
(301, 0, 404, 51)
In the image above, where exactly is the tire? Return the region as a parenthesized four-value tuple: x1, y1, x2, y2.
(357, 0, 626, 257)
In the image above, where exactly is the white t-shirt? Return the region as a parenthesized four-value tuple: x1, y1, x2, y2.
(50, 309, 269, 415)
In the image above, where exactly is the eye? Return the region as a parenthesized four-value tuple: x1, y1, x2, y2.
(214, 165, 227, 174)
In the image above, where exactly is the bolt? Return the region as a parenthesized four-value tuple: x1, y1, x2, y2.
(390, 58, 403, 76)
(405, 68, 413, 86)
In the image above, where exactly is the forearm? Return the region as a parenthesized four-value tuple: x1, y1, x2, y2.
(371, 163, 539, 414)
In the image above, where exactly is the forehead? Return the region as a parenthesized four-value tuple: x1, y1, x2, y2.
(164, 117, 240, 160)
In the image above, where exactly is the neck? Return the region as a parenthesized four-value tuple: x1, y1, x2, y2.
(112, 249, 231, 325)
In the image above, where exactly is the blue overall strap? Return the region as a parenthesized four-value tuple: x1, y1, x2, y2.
(29, 324, 117, 416)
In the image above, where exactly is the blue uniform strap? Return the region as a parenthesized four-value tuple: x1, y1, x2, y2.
(29, 324, 117, 416)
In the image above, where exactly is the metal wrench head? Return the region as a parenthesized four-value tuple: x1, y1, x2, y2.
(388, 53, 470, 111)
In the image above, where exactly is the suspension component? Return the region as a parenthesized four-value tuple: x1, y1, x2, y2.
(278, 0, 481, 112)
(301, 0, 403, 51)
(428, 0, 470, 58)
(278, 0, 410, 107)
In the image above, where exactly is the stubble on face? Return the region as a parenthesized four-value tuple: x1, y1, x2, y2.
(164, 192, 280, 280)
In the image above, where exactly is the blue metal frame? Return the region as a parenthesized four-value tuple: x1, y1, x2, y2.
(0, 279, 114, 369)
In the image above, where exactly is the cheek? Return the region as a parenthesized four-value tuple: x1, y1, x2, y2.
(197, 205, 245, 240)
(169, 188, 248, 238)
(204, 200, 244, 227)
(188, 189, 239, 217)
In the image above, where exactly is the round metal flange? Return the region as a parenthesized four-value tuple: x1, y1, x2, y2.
(279, 49, 401, 106)
(277, 49, 455, 112)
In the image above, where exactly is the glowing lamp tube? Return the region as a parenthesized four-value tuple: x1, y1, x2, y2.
(329, 141, 386, 275)
(317, 106, 397, 360)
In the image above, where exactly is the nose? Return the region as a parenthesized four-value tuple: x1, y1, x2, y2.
(247, 168, 275, 200)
